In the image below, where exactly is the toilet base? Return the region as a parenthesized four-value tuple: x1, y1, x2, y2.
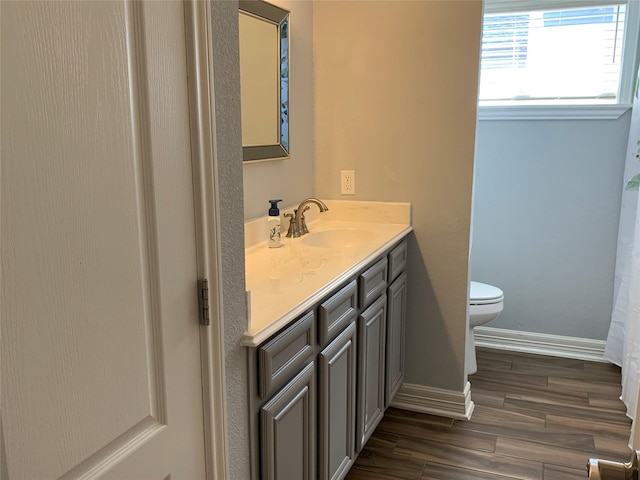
(466, 328, 479, 375)
(467, 302, 503, 375)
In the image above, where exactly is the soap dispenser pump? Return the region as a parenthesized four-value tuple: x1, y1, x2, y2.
(268, 199, 283, 248)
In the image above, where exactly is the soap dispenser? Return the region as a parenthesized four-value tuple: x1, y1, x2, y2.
(267, 199, 283, 248)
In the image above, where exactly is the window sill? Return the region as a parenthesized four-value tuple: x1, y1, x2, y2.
(477, 103, 631, 121)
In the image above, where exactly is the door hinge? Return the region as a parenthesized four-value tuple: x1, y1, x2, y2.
(198, 278, 210, 326)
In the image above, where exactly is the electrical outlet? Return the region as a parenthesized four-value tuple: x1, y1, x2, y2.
(341, 170, 355, 195)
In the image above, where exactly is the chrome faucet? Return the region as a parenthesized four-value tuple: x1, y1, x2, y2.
(285, 198, 329, 238)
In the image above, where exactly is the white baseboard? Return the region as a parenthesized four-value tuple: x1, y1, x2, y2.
(390, 381, 475, 420)
(474, 326, 607, 363)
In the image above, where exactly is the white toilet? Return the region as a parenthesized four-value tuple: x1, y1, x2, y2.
(466, 281, 504, 375)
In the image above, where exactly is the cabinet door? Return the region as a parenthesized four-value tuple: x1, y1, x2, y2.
(356, 294, 387, 452)
(319, 322, 357, 480)
(260, 362, 316, 480)
(386, 272, 407, 407)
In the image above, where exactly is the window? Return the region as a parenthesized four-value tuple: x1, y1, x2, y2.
(479, 0, 639, 109)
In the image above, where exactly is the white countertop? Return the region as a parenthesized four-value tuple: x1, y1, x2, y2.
(242, 200, 412, 347)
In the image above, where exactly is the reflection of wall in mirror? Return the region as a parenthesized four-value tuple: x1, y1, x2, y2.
(239, 12, 279, 147)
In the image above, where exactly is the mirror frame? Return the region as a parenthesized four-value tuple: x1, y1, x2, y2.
(239, 0, 290, 162)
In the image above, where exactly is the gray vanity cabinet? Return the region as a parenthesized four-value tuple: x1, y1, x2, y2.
(249, 236, 410, 480)
(318, 321, 357, 480)
(356, 294, 387, 452)
(260, 361, 316, 480)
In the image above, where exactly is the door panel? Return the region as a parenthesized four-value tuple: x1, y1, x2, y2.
(356, 295, 387, 452)
(1, 1, 206, 478)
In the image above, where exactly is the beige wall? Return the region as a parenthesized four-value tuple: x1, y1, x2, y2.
(314, 0, 482, 391)
(242, 0, 315, 220)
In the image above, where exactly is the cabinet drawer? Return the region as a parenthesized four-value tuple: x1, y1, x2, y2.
(318, 280, 357, 348)
(388, 239, 407, 283)
(258, 311, 315, 399)
(358, 257, 388, 310)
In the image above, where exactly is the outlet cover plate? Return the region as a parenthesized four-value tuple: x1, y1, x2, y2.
(341, 170, 355, 195)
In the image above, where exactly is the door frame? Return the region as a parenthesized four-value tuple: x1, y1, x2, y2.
(184, 2, 229, 479)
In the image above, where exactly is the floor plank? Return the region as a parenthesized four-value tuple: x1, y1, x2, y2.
(593, 436, 633, 459)
(420, 461, 522, 480)
(457, 414, 595, 451)
(471, 387, 506, 407)
(588, 392, 628, 412)
(546, 376, 621, 396)
(460, 402, 546, 430)
(395, 435, 543, 480)
(345, 348, 632, 480)
(377, 417, 497, 452)
(504, 394, 629, 423)
(545, 414, 633, 440)
(347, 432, 426, 480)
(494, 436, 599, 471)
(542, 463, 588, 480)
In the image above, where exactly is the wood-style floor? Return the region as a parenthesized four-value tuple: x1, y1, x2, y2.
(346, 347, 633, 480)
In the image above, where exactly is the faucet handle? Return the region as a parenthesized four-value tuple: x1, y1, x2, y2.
(284, 212, 297, 238)
(299, 206, 311, 234)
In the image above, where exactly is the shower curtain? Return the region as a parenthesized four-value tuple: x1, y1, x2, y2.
(604, 65, 640, 450)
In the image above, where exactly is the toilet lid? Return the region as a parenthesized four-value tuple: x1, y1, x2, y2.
(470, 281, 504, 305)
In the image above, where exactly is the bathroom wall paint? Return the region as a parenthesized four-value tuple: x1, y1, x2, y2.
(471, 114, 631, 340)
(210, 1, 250, 479)
(242, 0, 315, 220)
(314, 0, 483, 392)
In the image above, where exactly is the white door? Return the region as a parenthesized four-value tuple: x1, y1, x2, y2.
(1, 1, 210, 478)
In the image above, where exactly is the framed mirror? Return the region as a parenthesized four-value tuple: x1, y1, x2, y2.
(239, 0, 290, 162)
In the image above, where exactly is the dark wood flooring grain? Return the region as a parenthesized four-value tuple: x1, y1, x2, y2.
(346, 348, 633, 479)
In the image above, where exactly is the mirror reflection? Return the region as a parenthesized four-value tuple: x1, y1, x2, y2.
(239, 0, 289, 161)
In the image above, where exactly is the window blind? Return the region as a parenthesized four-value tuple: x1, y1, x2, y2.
(479, 0, 628, 103)
(483, 0, 628, 15)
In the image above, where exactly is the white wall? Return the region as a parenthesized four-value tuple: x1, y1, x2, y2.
(314, 0, 483, 391)
(471, 113, 631, 340)
(242, 0, 315, 220)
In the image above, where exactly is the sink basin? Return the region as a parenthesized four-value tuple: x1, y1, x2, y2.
(301, 229, 374, 248)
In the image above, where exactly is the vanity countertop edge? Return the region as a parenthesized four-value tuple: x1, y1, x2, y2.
(242, 200, 413, 347)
